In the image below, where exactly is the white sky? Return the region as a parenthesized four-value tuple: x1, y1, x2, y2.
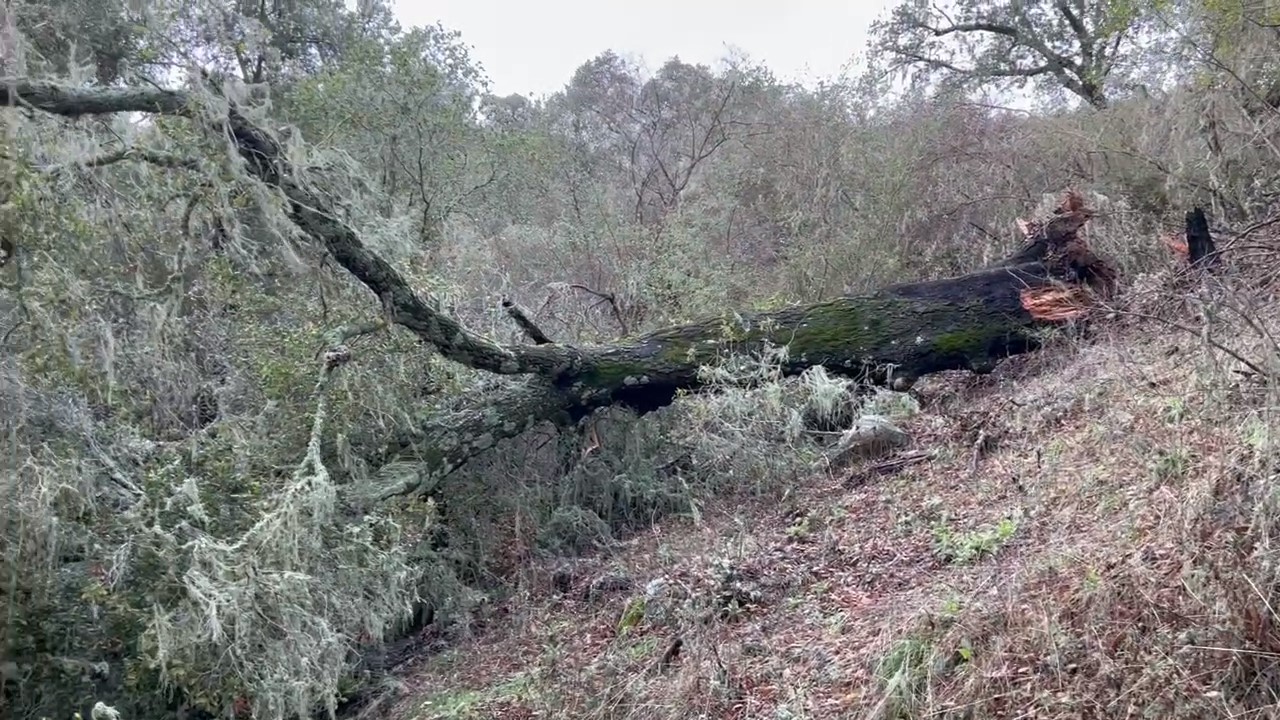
(391, 0, 897, 99)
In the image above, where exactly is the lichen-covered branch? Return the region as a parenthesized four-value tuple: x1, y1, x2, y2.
(349, 379, 574, 508)
(1, 80, 192, 116)
(3, 78, 548, 376)
(37, 145, 204, 174)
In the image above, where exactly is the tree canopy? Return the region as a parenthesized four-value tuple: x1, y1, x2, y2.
(871, 0, 1175, 108)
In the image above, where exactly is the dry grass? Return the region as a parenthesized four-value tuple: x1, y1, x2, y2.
(381, 254, 1280, 720)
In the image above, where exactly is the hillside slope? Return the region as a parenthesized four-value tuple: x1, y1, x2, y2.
(373, 279, 1280, 720)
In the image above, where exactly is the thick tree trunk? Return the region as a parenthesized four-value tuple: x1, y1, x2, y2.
(354, 254, 1104, 505)
(4, 78, 1117, 508)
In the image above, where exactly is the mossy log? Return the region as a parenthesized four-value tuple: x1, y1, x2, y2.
(359, 250, 1106, 503)
(4, 78, 1117, 508)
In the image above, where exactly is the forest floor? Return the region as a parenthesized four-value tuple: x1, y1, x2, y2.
(377, 306, 1272, 720)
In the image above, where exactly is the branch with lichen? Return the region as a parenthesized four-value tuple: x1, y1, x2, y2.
(143, 329, 415, 719)
(36, 145, 205, 175)
(317, 319, 388, 359)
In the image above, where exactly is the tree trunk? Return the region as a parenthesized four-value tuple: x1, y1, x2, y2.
(3, 78, 1118, 508)
(352, 246, 1108, 505)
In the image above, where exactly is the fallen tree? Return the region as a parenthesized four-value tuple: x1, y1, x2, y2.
(2, 76, 1145, 720)
(2, 78, 1118, 508)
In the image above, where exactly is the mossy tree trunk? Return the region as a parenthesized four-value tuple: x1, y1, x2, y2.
(3, 78, 1118, 508)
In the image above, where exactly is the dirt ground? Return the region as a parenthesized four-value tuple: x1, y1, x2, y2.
(381, 313, 1277, 720)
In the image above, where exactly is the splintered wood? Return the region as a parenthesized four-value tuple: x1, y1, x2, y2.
(1019, 285, 1092, 321)
(1012, 189, 1106, 320)
(1162, 232, 1190, 261)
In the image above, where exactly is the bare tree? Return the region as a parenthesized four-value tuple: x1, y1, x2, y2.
(554, 53, 747, 224)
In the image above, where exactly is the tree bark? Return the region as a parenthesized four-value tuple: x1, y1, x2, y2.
(3, 78, 1117, 507)
(354, 245, 1107, 504)
(1186, 207, 1219, 269)
(1162, 206, 1220, 271)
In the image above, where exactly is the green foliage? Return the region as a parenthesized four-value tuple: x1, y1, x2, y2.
(134, 0, 399, 84)
(14, 0, 144, 84)
(617, 596, 647, 635)
(933, 516, 1019, 565)
(7, 1, 1280, 718)
(874, 632, 934, 717)
(284, 25, 497, 249)
(0, 81, 438, 720)
(872, 0, 1173, 108)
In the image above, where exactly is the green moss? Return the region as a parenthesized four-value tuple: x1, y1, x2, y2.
(783, 300, 888, 354)
(584, 298, 911, 387)
(931, 327, 993, 356)
(750, 291, 794, 311)
(574, 358, 651, 389)
(660, 336, 707, 367)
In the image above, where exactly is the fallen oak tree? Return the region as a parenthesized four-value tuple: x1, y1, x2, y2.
(2, 78, 1119, 509)
(366, 206, 1116, 501)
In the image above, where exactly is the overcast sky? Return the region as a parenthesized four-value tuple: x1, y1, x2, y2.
(391, 0, 896, 98)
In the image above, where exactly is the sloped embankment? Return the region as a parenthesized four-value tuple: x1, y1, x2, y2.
(387, 290, 1280, 720)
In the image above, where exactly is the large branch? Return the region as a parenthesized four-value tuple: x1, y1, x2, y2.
(3, 78, 550, 376)
(896, 11, 1109, 107)
(3, 79, 1116, 507)
(911, 18, 1081, 74)
(891, 49, 1060, 79)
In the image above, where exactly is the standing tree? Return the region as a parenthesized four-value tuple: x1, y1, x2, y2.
(871, 0, 1165, 109)
(124, 0, 399, 85)
(285, 24, 501, 245)
(553, 53, 746, 225)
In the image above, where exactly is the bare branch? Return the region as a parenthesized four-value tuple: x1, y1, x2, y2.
(1056, 1, 1093, 66)
(560, 282, 630, 335)
(917, 19, 1023, 39)
(501, 297, 554, 344)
